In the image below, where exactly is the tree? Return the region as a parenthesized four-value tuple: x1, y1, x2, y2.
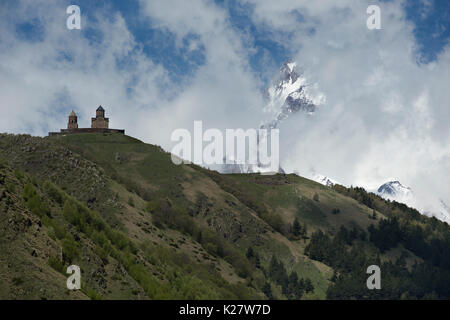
(332, 208, 340, 214)
(246, 247, 254, 259)
(287, 271, 299, 299)
(313, 193, 320, 202)
(269, 256, 288, 289)
(292, 218, 301, 237)
(302, 223, 308, 238)
(303, 278, 314, 293)
(262, 282, 274, 300)
(254, 252, 261, 269)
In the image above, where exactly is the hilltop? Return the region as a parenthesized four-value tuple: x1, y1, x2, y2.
(0, 132, 449, 299)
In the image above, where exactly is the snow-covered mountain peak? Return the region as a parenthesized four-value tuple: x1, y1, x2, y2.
(374, 180, 450, 224)
(377, 181, 412, 198)
(261, 60, 325, 129)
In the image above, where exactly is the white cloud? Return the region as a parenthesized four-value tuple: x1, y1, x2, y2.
(241, 0, 450, 211)
(1, 0, 450, 215)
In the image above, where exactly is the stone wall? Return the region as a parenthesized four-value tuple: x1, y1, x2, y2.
(48, 128, 125, 136)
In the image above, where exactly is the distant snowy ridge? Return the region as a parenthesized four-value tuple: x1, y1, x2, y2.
(376, 180, 450, 224)
(307, 176, 450, 225)
(377, 181, 415, 204)
(310, 173, 339, 187)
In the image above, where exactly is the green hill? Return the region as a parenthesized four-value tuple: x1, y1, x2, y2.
(1, 132, 449, 300)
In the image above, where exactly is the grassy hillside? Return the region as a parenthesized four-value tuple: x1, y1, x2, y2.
(0, 132, 449, 300)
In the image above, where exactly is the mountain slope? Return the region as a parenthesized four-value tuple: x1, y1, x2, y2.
(1, 132, 450, 300)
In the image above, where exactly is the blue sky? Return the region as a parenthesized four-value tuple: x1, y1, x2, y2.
(404, 0, 450, 63)
(16, 0, 446, 82)
(1, 0, 450, 211)
(11, 0, 450, 84)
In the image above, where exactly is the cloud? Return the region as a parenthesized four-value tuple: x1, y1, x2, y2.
(241, 0, 450, 211)
(0, 0, 264, 142)
(0, 0, 449, 214)
(0, 0, 170, 136)
(135, 0, 266, 144)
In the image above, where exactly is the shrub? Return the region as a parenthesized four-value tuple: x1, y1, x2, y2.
(48, 257, 65, 274)
(12, 277, 24, 286)
(6, 183, 16, 193)
(146, 199, 161, 213)
(43, 181, 64, 205)
(94, 245, 109, 264)
(42, 217, 67, 240)
(0, 157, 7, 169)
(128, 196, 135, 207)
(14, 169, 25, 181)
(63, 199, 78, 221)
(62, 237, 79, 263)
(83, 287, 102, 300)
(22, 183, 50, 218)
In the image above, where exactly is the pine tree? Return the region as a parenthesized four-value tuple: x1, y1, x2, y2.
(287, 271, 299, 299)
(254, 252, 261, 269)
(292, 218, 301, 237)
(262, 282, 274, 300)
(304, 278, 314, 293)
(246, 247, 254, 259)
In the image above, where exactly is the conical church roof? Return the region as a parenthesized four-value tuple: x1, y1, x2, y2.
(97, 106, 104, 111)
(69, 110, 77, 117)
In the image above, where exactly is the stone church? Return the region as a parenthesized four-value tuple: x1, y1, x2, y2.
(49, 106, 125, 136)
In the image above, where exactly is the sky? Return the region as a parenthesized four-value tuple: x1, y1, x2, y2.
(1, 0, 450, 213)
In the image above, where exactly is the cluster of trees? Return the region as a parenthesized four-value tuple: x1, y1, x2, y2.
(368, 217, 450, 270)
(305, 226, 366, 271)
(290, 218, 307, 239)
(268, 256, 314, 300)
(332, 184, 432, 225)
(305, 221, 450, 299)
(246, 247, 261, 269)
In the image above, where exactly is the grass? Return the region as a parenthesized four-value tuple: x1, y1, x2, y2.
(2, 132, 446, 300)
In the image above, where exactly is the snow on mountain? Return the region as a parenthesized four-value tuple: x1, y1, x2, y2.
(215, 60, 449, 224)
(376, 180, 418, 212)
(424, 200, 450, 225)
(376, 180, 450, 224)
(261, 61, 325, 129)
(311, 173, 339, 187)
(377, 181, 414, 203)
(438, 200, 450, 224)
(218, 60, 324, 174)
